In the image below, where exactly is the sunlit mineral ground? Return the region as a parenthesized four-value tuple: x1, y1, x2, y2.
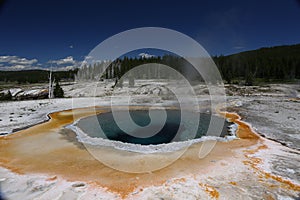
(0, 79, 299, 200)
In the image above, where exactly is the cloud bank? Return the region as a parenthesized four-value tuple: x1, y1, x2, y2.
(0, 55, 81, 71)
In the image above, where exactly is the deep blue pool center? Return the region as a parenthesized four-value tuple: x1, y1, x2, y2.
(76, 109, 231, 145)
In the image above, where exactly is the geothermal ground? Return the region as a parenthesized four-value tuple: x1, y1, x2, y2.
(0, 81, 299, 200)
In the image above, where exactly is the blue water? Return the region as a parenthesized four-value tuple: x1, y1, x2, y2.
(76, 110, 231, 145)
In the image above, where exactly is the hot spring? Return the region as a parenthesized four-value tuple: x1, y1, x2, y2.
(73, 109, 233, 146)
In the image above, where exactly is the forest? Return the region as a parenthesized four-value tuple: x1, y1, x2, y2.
(213, 44, 300, 85)
(0, 69, 78, 84)
(76, 44, 300, 85)
(1, 44, 299, 86)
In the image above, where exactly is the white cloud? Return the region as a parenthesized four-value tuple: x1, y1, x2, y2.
(233, 46, 245, 50)
(10, 65, 26, 69)
(64, 65, 75, 70)
(0, 55, 38, 65)
(51, 65, 77, 71)
(48, 56, 76, 65)
(47, 56, 82, 71)
(9, 58, 38, 65)
(0, 55, 40, 71)
(0, 55, 17, 63)
(84, 55, 93, 60)
(139, 53, 155, 59)
(0, 65, 42, 71)
(0, 55, 80, 71)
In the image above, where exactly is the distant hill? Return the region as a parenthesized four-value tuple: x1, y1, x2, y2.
(229, 44, 300, 59)
(213, 44, 300, 84)
(0, 69, 78, 84)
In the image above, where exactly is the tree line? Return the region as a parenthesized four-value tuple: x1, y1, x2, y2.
(213, 44, 300, 85)
(76, 55, 204, 84)
(1, 44, 299, 86)
(76, 44, 300, 86)
(0, 69, 78, 84)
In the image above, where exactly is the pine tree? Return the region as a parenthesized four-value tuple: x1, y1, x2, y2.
(53, 81, 64, 98)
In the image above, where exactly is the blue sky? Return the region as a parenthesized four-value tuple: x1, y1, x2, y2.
(0, 0, 300, 70)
